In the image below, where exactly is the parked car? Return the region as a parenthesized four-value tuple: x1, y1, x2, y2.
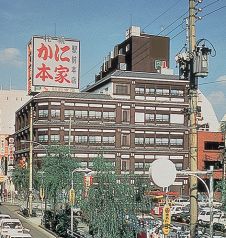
(170, 205, 184, 215)
(172, 212, 190, 224)
(0, 214, 11, 221)
(173, 198, 189, 207)
(1, 231, 32, 238)
(0, 219, 28, 236)
(198, 208, 223, 226)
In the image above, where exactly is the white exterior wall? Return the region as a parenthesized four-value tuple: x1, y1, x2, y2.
(92, 82, 113, 96)
(198, 90, 220, 132)
(0, 90, 31, 134)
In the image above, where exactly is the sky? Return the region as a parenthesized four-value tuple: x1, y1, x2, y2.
(0, 0, 226, 120)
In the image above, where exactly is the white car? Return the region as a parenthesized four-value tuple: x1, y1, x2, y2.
(1, 231, 32, 238)
(0, 215, 11, 221)
(198, 208, 223, 225)
(170, 205, 184, 215)
(173, 198, 190, 207)
(0, 219, 23, 236)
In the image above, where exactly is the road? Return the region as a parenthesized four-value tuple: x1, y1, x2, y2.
(0, 203, 56, 238)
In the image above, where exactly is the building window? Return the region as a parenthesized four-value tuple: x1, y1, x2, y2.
(64, 135, 74, 142)
(75, 111, 88, 118)
(115, 84, 129, 95)
(64, 110, 74, 117)
(103, 111, 115, 120)
(51, 109, 60, 118)
(119, 63, 127, 70)
(145, 162, 151, 169)
(135, 162, 144, 169)
(135, 87, 145, 94)
(156, 88, 169, 96)
(39, 109, 48, 118)
(121, 160, 129, 171)
(126, 44, 130, 52)
(175, 163, 183, 171)
(156, 114, 169, 122)
(171, 89, 184, 96)
(135, 137, 144, 145)
(122, 110, 130, 122)
(89, 136, 101, 144)
(122, 134, 130, 146)
(146, 88, 155, 95)
(156, 137, 169, 146)
(38, 135, 48, 142)
(50, 134, 60, 142)
(146, 113, 155, 122)
(204, 141, 223, 150)
(75, 136, 88, 143)
(170, 138, 183, 146)
(102, 136, 115, 144)
(145, 137, 155, 145)
(89, 111, 101, 119)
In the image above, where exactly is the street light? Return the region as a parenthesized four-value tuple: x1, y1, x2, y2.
(20, 139, 48, 217)
(70, 167, 92, 237)
(178, 166, 214, 238)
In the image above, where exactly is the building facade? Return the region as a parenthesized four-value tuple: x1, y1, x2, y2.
(197, 131, 224, 185)
(14, 70, 190, 194)
(95, 26, 170, 82)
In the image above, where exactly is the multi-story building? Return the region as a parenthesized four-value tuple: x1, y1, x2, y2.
(14, 70, 190, 194)
(0, 90, 30, 169)
(197, 131, 223, 199)
(95, 26, 170, 82)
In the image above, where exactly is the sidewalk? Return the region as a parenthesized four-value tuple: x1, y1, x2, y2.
(2, 201, 91, 237)
(1, 202, 57, 238)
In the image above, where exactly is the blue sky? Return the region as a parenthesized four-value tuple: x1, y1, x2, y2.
(0, 0, 226, 119)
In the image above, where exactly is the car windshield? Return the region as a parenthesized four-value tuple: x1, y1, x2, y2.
(0, 216, 10, 220)
(3, 222, 22, 229)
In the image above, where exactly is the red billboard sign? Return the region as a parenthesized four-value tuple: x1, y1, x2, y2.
(27, 35, 80, 95)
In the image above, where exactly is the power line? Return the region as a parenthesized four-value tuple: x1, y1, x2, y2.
(199, 78, 226, 86)
(80, 2, 184, 87)
(157, 11, 188, 36)
(170, 3, 226, 41)
(201, 5, 226, 18)
(142, 0, 181, 31)
(202, 0, 222, 10)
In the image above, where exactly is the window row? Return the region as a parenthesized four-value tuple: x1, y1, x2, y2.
(135, 162, 183, 170)
(135, 87, 184, 96)
(38, 135, 115, 144)
(38, 109, 115, 120)
(134, 137, 183, 146)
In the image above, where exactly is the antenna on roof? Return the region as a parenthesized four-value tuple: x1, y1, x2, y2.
(54, 23, 57, 36)
(130, 14, 133, 27)
(9, 78, 12, 91)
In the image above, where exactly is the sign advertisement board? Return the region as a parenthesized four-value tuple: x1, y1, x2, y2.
(27, 35, 80, 95)
(162, 203, 171, 235)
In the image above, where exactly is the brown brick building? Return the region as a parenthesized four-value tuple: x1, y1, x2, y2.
(14, 70, 190, 194)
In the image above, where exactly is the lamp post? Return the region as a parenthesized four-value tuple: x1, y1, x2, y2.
(70, 167, 92, 237)
(21, 139, 48, 217)
(178, 166, 214, 238)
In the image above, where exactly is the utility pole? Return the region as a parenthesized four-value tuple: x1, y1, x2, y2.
(176, 1, 212, 237)
(189, 1, 198, 237)
(28, 105, 33, 216)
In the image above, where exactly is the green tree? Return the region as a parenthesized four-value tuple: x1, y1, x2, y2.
(41, 145, 80, 217)
(81, 156, 148, 238)
(11, 166, 29, 200)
